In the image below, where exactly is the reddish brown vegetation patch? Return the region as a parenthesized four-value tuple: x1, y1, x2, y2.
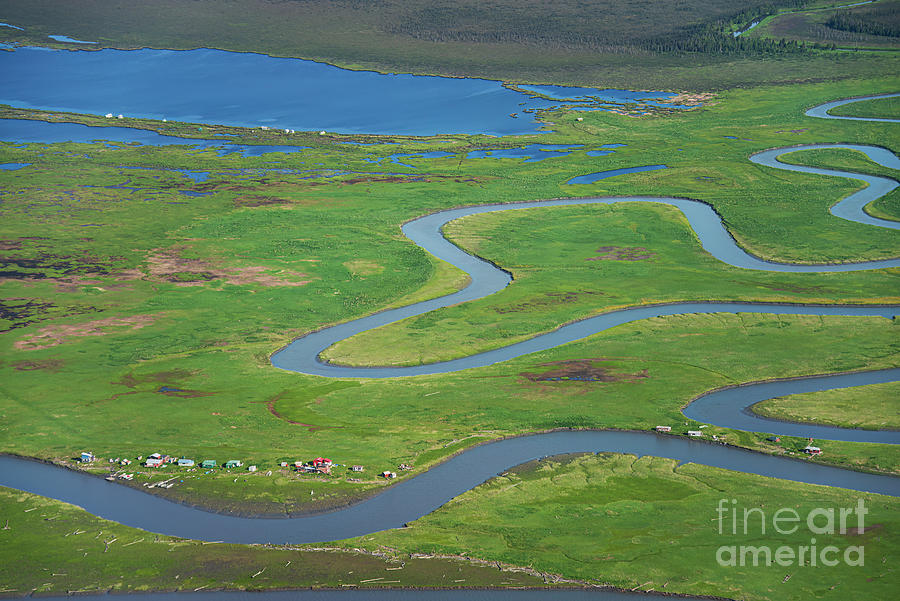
(586, 246, 656, 261)
(667, 92, 715, 106)
(844, 523, 883, 536)
(157, 386, 215, 398)
(521, 358, 649, 383)
(0, 239, 24, 251)
(338, 175, 483, 186)
(1, 297, 103, 333)
(113, 369, 197, 388)
(494, 290, 602, 314)
(11, 358, 64, 371)
(15, 314, 159, 350)
(146, 247, 311, 287)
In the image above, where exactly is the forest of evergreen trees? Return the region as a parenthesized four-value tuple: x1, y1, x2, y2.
(386, 0, 816, 57)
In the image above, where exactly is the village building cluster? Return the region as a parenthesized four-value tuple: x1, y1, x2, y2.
(652, 428, 823, 455)
(654, 426, 724, 442)
(79, 451, 412, 480)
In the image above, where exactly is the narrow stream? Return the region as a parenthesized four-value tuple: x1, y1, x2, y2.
(0, 93, 897, 600)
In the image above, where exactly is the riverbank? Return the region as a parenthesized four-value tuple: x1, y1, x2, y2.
(2, 451, 896, 600)
(0, 485, 551, 597)
(749, 380, 900, 431)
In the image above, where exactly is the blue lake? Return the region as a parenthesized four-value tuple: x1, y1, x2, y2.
(365, 150, 456, 168)
(0, 46, 687, 136)
(0, 162, 30, 170)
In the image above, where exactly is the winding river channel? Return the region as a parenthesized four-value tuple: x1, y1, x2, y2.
(0, 92, 898, 597)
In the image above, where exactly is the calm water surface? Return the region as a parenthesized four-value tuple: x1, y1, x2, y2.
(0, 47, 687, 135)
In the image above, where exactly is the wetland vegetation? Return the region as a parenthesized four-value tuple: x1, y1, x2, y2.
(0, 1, 898, 598)
(752, 381, 900, 430)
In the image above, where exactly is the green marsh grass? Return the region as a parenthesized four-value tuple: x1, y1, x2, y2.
(752, 381, 900, 430)
(1, 79, 898, 516)
(358, 452, 900, 601)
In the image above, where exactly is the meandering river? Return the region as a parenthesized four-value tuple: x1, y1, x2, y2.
(0, 91, 898, 598)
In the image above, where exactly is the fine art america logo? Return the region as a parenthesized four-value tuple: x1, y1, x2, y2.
(715, 498, 867, 567)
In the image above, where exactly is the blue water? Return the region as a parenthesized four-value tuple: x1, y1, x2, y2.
(586, 150, 613, 157)
(0, 162, 30, 170)
(48, 34, 97, 44)
(174, 169, 210, 183)
(686, 368, 900, 444)
(0, 47, 686, 135)
(749, 143, 900, 230)
(271, 142, 900, 381)
(0, 22, 23, 30)
(517, 84, 675, 104)
(118, 166, 212, 183)
(2, 422, 897, 548)
(366, 150, 455, 168)
(806, 92, 900, 124)
(733, 21, 761, 37)
(465, 143, 583, 162)
(0, 119, 312, 156)
(565, 164, 667, 185)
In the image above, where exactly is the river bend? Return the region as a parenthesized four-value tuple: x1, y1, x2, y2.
(1, 95, 898, 552)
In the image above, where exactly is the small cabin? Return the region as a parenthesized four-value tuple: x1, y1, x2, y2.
(351, 465, 364, 472)
(655, 426, 671, 433)
(313, 457, 332, 467)
(177, 458, 195, 467)
(145, 457, 163, 467)
(224, 460, 243, 469)
(687, 430, 703, 438)
(803, 446, 822, 456)
(80, 451, 95, 463)
(201, 460, 217, 469)
(381, 471, 397, 479)
(248, 465, 258, 472)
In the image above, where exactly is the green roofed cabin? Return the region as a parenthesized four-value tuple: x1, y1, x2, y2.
(224, 460, 243, 468)
(201, 460, 217, 469)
